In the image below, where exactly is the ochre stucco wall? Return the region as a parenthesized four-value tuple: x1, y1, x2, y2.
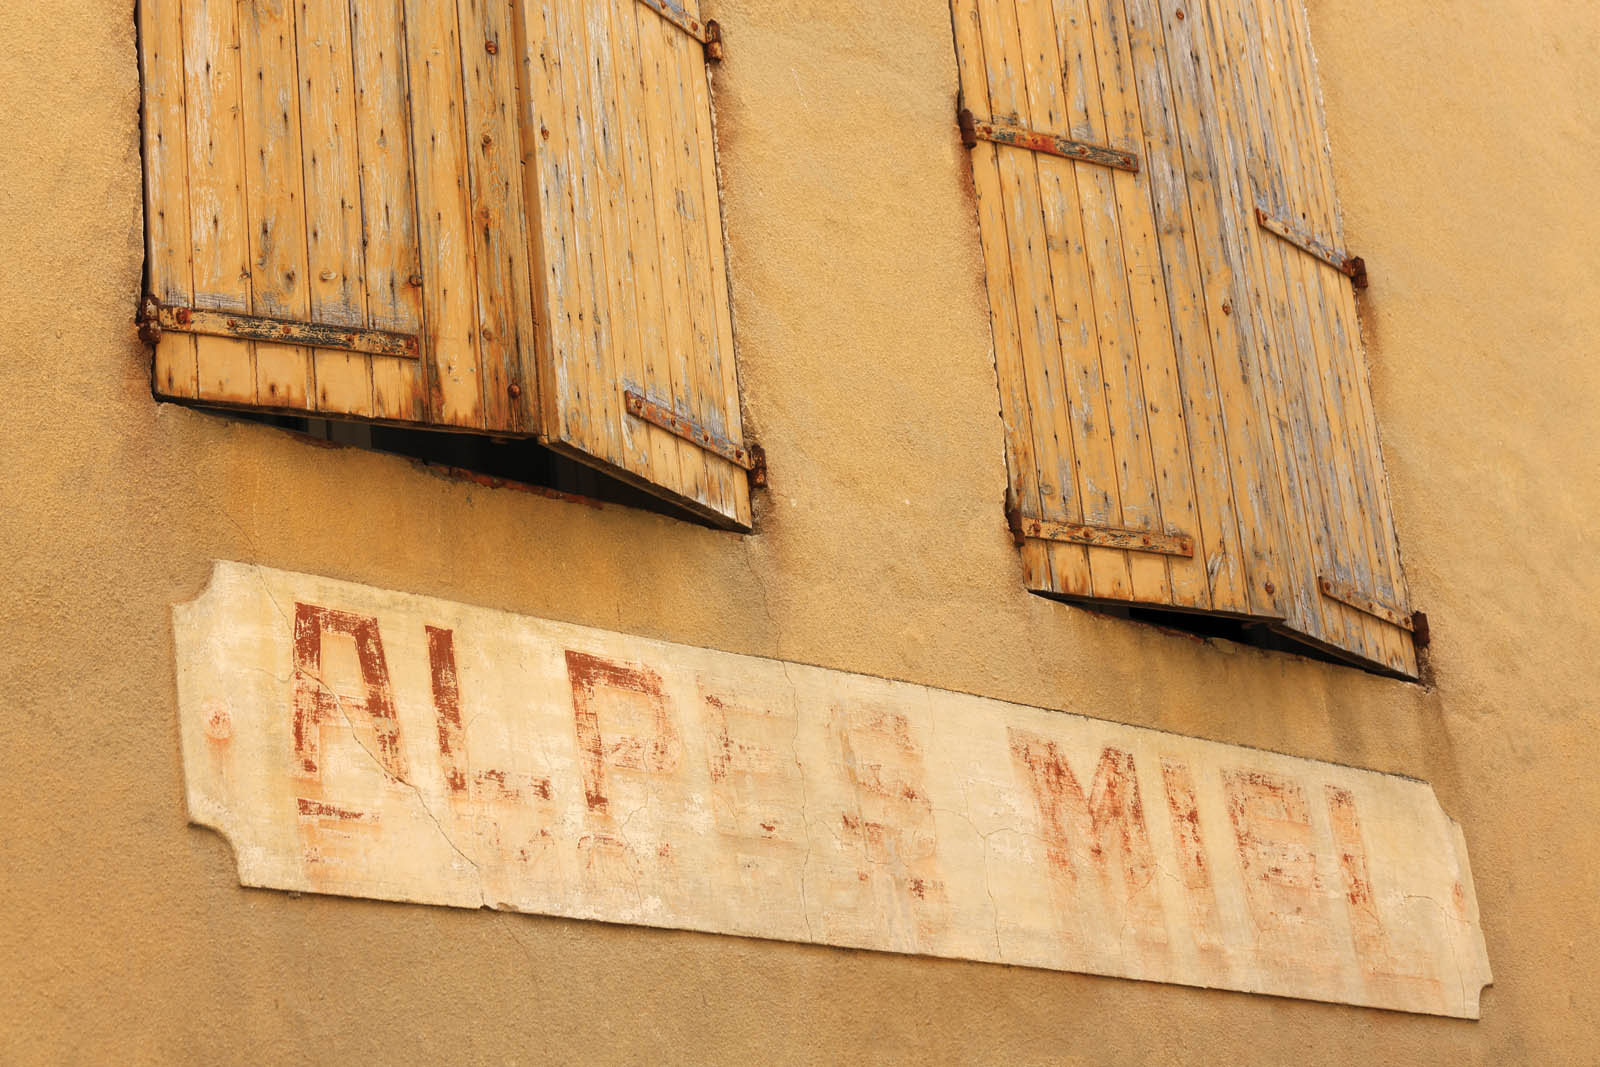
(2, 0, 1596, 1061)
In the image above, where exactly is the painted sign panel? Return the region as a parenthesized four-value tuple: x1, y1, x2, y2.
(175, 563, 1490, 1017)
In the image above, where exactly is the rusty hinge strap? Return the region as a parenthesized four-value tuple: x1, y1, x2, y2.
(1318, 575, 1413, 631)
(1010, 510, 1195, 557)
(624, 388, 755, 471)
(1255, 206, 1368, 289)
(141, 298, 421, 360)
(959, 109, 1139, 174)
(635, 0, 722, 58)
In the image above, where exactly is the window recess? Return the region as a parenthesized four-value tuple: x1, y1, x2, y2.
(951, 0, 1418, 677)
(139, 0, 754, 529)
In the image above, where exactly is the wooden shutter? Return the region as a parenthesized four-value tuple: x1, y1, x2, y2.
(516, 0, 751, 530)
(141, 0, 538, 433)
(952, 0, 1416, 677)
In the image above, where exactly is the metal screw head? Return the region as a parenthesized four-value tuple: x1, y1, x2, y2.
(1263, 581, 1276, 596)
(485, 39, 498, 54)
(508, 383, 522, 399)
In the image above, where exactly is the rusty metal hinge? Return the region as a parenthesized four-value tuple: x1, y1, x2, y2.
(1317, 575, 1413, 631)
(959, 108, 1140, 174)
(1255, 206, 1368, 289)
(1006, 504, 1195, 558)
(139, 296, 421, 359)
(623, 388, 759, 475)
(635, 0, 723, 61)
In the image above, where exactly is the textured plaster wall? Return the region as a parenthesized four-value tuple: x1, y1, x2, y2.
(0, 0, 1595, 1062)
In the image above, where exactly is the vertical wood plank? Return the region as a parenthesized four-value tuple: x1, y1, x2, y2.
(297, 0, 372, 417)
(518, 0, 585, 442)
(1268, 0, 1411, 671)
(553, 0, 622, 467)
(1202, 0, 1363, 658)
(950, 0, 1064, 594)
(660, 26, 734, 516)
(590, 0, 679, 490)
(351, 0, 427, 422)
(1083, 0, 1210, 609)
(992, 0, 1122, 601)
(239, 0, 314, 411)
(686, 22, 752, 523)
(1120, 0, 1251, 615)
(405, 0, 486, 429)
(1154, 0, 1293, 621)
(634, 8, 715, 508)
(185, 0, 256, 404)
(1047, 0, 1172, 606)
(1238, 0, 1375, 661)
(456, 0, 538, 433)
(141, 0, 199, 399)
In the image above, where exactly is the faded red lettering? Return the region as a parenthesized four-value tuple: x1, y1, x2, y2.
(1160, 758, 1227, 967)
(703, 687, 804, 844)
(291, 602, 407, 781)
(1223, 769, 1334, 960)
(828, 706, 947, 951)
(427, 625, 552, 806)
(1009, 731, 1165, 959)
(565, 649, 680, 814)
(427, 626, 468, 794)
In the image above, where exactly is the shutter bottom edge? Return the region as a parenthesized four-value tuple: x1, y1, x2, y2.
(1030, 587, 1418, 682)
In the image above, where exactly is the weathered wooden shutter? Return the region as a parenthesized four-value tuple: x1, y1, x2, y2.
(952, 0, 1416, 677)
(141, 0, 538, 433)
(516, 0, 751, 529)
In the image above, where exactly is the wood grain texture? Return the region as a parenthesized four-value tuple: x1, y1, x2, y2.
(140, 0, 199, 399)
(184, 0, 256, 404)
(351, 0, 427, 422)
(519, 0, 750, 528)
(239, 0, 314, 411)
(144, 0, 548, 431)
(952, 0, 1415, 675)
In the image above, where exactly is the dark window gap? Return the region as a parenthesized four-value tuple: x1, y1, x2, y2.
(1058, 596, 1406, 679)
(221, 409, 699, 524)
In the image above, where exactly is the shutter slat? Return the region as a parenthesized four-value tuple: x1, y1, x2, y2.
(1202, 0, 1362, 657)
(297, 0, 374, 418)
(1238, 0, 1386, 664)
(638, 11, 717, 512)
(1123, 0, 1253, 615)
(406, 0, 487, 429)
(1021, 0, 1147, 604)
(596, 0, 680, 488)
(664, 23, 738, 517)
(1156, 0, 1294, 622)
(238, 0, 314, 412)
(1084, 0, 1212, 610)
(140, 0, 199, 399)
(458, 0, 538, 434)
(1063, 0, 1177, 606)
(521, 0, 750, 528)
(950, 0, 1072, 595)
(351, 0, 426, 422)
(978, 0, 1102, 597)
(1270, 0, 1414, 674)
(185, 0, 256, 405)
